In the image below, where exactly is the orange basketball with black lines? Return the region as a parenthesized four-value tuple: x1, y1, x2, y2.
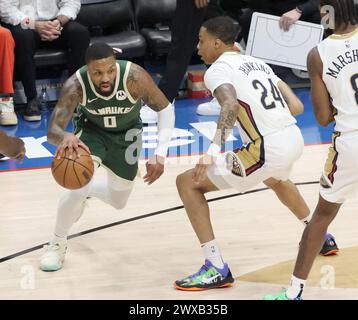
(51, 147, 94, 190)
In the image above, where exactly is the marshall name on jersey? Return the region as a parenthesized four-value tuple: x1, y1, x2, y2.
(74, 60, 142, 132)
(325, 48, 358, 79)
(318, 28, 358, 133)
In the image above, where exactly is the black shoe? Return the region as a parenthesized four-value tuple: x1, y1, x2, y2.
(320, 233, 339, 256)
(0, 153, 4, 160)
(24, 99, 41, 121)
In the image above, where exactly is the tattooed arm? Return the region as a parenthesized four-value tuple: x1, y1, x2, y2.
(48, 74, 90, 159)
(212, 84, 241, 149)
(192, 83, 240, 183)
(126, 63, 170, 111)
(127, 62, 175, 185)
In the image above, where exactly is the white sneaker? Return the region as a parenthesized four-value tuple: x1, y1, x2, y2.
(140, 105, 158, 124)
(292, 68, 309, 79)
(40, 241, 67, 272)
(196, 98, 221, 116)
(0, 97, 18, 125)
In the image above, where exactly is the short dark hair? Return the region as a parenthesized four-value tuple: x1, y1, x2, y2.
(85, 42, 116, 64)
(320, 0, 358, 28)
(202, 16, 240, 45)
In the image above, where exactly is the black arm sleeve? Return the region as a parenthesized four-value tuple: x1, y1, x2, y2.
(298, 0, 320, 19)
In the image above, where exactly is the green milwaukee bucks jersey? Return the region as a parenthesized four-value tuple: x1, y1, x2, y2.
(74, 60, 142, 132)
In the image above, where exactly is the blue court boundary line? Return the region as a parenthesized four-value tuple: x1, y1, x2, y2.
(0, 181, 319, 264)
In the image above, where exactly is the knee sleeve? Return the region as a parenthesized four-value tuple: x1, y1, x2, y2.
(106, 171, 134, 210)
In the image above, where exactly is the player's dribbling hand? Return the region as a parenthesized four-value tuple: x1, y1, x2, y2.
(192, 154, 214, 184)
(143, 155, 165, 185)
(56, 133, 90, 160)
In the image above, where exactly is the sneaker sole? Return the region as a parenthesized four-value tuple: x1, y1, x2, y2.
(0, 119, 18, 125)
(196, 111, 220, 116)
(40, 257, 65, 272)
(40, 264, 63, 272)
(24, 115, 41, 121)
(320, 249, 339, 256)
(173, 281, 234, 291)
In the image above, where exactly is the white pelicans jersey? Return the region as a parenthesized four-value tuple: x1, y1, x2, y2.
(204, 52, 296, 145)
(317, 28, 358, 133)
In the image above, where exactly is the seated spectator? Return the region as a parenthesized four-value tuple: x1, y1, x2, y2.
(0, 0, 90, 122)
(0, 25, 17, 126)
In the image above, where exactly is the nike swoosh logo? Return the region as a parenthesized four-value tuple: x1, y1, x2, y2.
(201, 274, 221, 284)
(88, 98, 98, 103)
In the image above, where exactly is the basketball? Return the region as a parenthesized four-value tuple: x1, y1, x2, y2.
(51, 147, 94, 190)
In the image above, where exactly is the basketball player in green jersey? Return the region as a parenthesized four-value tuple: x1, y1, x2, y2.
(40, 42, 175, 271)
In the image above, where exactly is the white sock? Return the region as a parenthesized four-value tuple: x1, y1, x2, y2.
(300, 212, 312, 227)
(201, 239, 225, 269)
(286, 275, 305, 299)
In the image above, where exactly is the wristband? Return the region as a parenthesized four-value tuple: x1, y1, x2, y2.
(155, 103, 175, 157)
(206, 143, 221, 158)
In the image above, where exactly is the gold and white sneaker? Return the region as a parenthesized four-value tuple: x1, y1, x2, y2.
(0, 97, 18, 125)
(40, 241, 67, 272)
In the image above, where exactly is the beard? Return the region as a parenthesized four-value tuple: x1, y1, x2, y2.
(94, 82, 114, 96)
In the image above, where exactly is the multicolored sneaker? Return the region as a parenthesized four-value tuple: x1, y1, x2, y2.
(320, 233, 339, 256)
(174, 260, 234, 291)
(263, 288, 302, 300)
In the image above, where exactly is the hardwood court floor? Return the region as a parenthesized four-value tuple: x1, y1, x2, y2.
(1, 144, 358, 300)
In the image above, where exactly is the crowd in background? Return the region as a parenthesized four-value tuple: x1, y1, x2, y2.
(1, 0, 358, 125)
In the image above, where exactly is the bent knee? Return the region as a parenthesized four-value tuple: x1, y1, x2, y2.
(264, 178, 284, 191)
(110, 197, 129, 210)
(112, 201, 127, 210)
(176, 170, 193, 191)
(107, 188, 131, 210)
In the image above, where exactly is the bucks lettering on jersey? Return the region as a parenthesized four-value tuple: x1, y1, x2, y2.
(74, 60, 142, 132)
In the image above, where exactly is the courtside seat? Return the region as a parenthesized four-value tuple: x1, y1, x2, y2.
(34, 49, 66, 68)
(33, 0, 146, 67)
(77, 0, 146, 59)
(132, 0, 176, 57)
